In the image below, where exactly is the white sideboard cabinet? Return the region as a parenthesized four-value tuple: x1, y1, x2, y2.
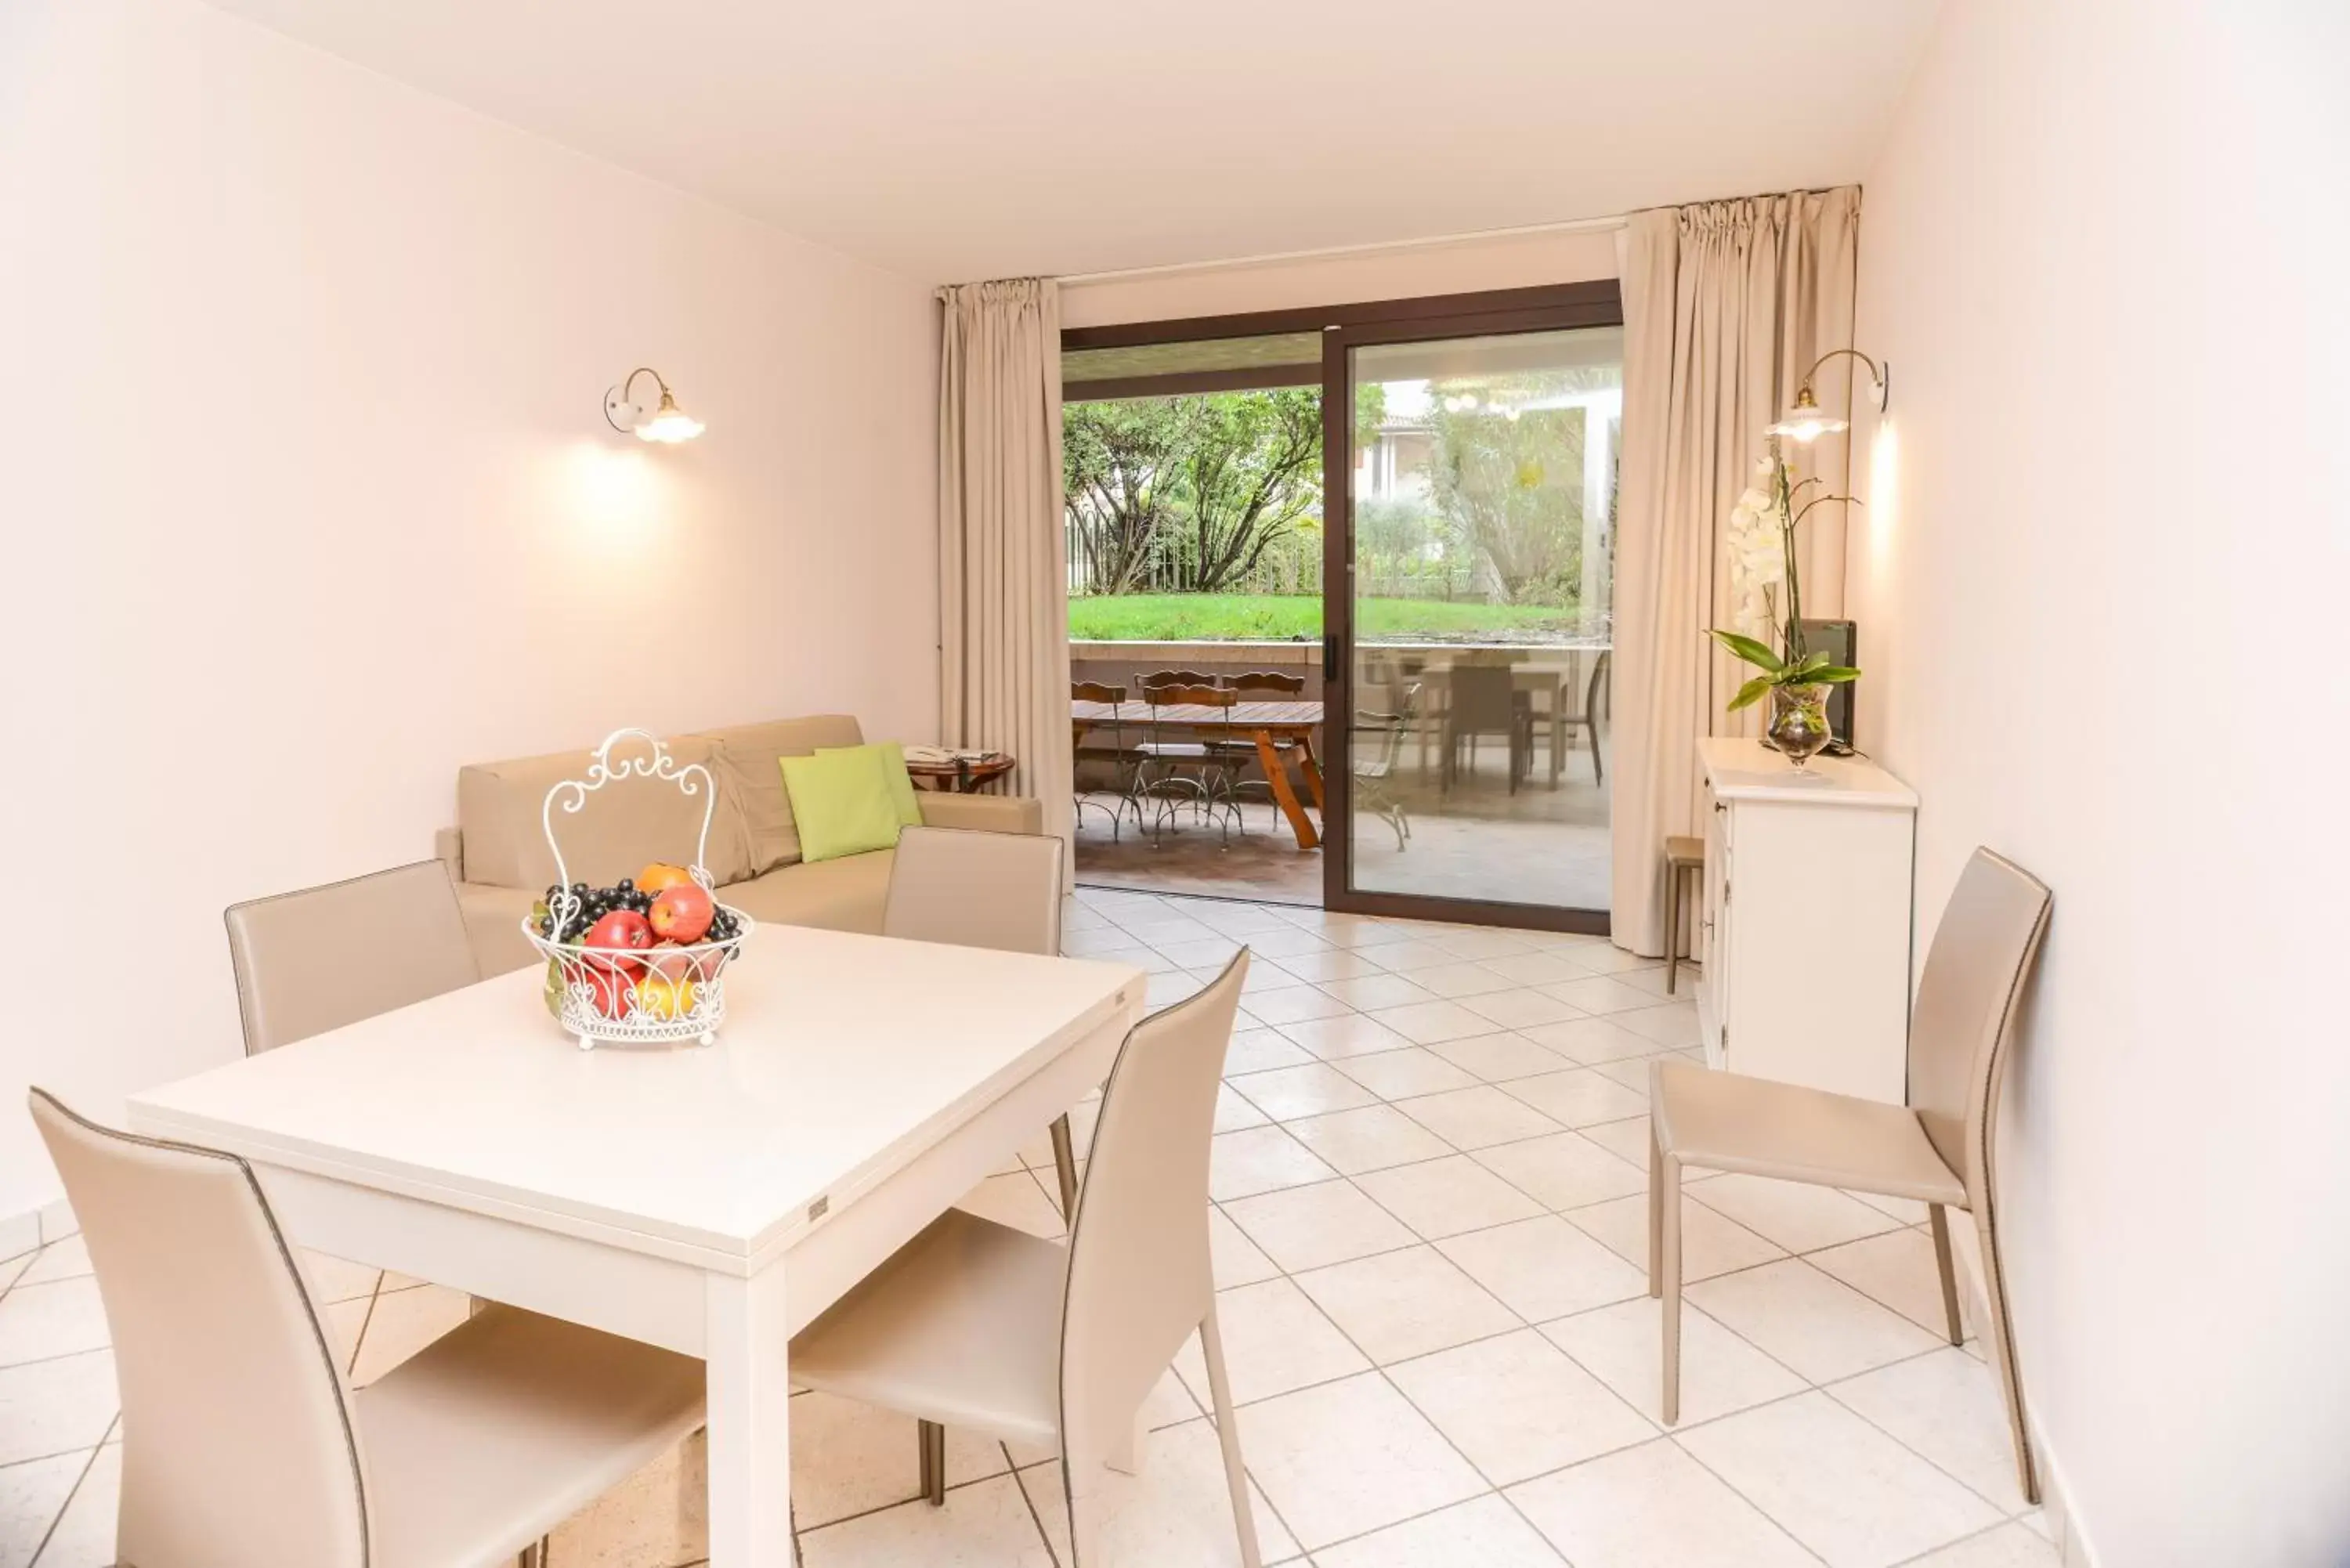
(1694, 737, 1919, 1106)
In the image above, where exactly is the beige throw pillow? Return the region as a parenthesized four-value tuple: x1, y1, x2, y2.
(691, 715, 868, 876)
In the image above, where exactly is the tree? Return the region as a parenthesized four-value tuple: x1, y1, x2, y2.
(1062, 399, 1188, 595)
(1423, 395, 1589, 605)
(1178, 388, 1323, 593)
(1358, 495, 1436, 570)
(1065, 386, 1344, 595)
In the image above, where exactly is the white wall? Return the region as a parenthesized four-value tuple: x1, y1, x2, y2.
(1059, 227, 1620, 328)
(1847, 1, 2346, 1560)
(0, 0, 938, 1223)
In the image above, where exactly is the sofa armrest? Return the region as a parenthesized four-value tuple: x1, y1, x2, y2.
(434, 825, 465, 880)
(916, 793, 1044, 835)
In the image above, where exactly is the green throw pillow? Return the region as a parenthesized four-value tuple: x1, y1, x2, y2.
(816, 741, 923, 826)
(779, 750, 905, 863)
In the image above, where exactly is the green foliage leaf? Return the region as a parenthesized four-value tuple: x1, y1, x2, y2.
(1066, 592, 1591, 642)
(1706, 629, 1784, 673)
(1727, 674, 1775, 711)
(1798, 665, 1862, 685)
(1064, 388, 1324, 595)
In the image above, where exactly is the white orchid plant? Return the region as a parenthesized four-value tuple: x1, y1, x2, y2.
(1711, 450, 1860, 711)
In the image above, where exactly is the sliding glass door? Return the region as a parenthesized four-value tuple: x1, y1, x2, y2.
(1324, 314, 1625, 931)
(1055, 284, 1622, 930)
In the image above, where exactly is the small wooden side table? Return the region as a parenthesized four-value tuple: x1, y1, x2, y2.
(905, 753, 1016, 793)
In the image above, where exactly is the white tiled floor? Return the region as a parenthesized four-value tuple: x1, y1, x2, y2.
(0, 887, 2054, 1567)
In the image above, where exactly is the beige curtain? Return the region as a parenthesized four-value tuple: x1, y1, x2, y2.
(1610, 188, 1860, 956)
(937, 278, 1076, 878)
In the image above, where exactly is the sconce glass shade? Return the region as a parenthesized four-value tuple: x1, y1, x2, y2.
(634, 388, 704, 443)
(605, 369, 705, 443)
(1765, 385, 1849, 444)
(1766, 351, 1887, 443)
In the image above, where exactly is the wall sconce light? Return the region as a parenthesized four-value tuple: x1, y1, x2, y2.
(603, 367, 704, 443)
(1766, 349, 1890, 443)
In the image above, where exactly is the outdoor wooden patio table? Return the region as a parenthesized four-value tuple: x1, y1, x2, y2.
(1072, 696, 1326, 849)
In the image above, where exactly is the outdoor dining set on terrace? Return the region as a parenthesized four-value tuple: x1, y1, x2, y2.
(1069, 648, 1609, 857)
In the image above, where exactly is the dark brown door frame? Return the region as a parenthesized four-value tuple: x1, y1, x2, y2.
(1317, 285, 1625, 935)
(1064, 364, 1320, 403)
(1060, 281, 1619, 352)
(1059, 279, 1625, 933)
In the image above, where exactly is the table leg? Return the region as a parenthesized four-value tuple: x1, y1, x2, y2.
(1294, 733, 1325, 811)
(706, 1266, 795, 1566)
(1253, 730, 1320, 850)
(1105, 1407, 1149, 1476)
(1550, 688, 1565, 787)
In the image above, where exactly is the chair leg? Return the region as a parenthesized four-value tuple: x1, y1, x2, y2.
(1664, 865, 1681, 995)
(1200, 1304, 1265, 1568)
(1049, 1114, 1081, 1221)
(918, 1418, 946, 1505)
(1116, 765, 1148, 836)
(516, 1539, 548, 1568)
(1647, 1117, 1664, 1299)
(1973, 1207, 2041, 1506)
(1928, 1204, 1965, 1346)
(1104, 1407, 1148, 1476)
(1068, 1487, 1107, 1568)
(1659, 1151, 1684, 1425)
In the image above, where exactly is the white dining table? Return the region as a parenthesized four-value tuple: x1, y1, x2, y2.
(127, 926, 1147, 1568)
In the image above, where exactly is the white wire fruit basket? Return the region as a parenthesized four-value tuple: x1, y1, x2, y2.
(520, 728, 755, 1050)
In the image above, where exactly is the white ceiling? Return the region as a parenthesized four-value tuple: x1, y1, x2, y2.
(208, 0, 1940, 284)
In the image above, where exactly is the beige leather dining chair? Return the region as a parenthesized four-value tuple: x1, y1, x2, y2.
(790, 952, 1263, 1567)
(884, 825, 1079, 1212)
(882, 824, 1083, 1507)
(29, 1088, 706, 1568)
(226, 860, 480, 1054)
(1647, 847, 2052, 1501)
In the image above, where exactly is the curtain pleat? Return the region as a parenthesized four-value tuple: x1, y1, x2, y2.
(1610, 188, 1860, 956)
(937, 279, 1076, 884)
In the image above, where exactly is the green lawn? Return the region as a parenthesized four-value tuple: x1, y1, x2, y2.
(1068, 593, 1582, 643)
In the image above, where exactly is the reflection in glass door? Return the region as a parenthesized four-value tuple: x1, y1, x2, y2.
(1332, 325, 1624, 925)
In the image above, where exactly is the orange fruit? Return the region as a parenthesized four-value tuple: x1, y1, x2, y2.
(638, 862, 696, 895)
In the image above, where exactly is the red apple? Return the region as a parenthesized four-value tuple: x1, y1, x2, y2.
(644, 942, 699, 983)
(583, 909, 655, 976)
(649, 883, 715, 944)
(584, 966, 634, 1018)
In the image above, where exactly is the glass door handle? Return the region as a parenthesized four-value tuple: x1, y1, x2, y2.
(1323, 634, 1340, 685)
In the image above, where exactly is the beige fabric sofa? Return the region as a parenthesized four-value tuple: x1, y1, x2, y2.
(436, 715, 1043, 976)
